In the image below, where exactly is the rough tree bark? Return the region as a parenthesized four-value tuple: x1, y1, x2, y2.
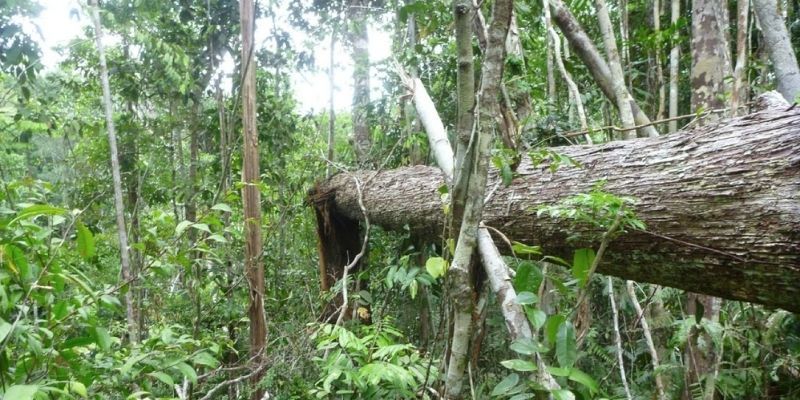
(687, 0, 732, 396)
(752, 0, 800, 102)
(240, 0, 267, 397)
(311, 103, 800, 312)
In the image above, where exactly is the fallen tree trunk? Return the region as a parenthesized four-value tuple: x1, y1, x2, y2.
(311, 106, 800, 312)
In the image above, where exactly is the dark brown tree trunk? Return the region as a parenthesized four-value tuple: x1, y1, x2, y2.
(311, 105, 800, 312)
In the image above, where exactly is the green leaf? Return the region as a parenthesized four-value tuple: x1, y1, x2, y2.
(0, 318, 13, 343)
(191, 223, 211, 233)
(208, 234, 227, 243)
(551, 389, 576, 400)
(572, 248, 595, 286)
(175, 220, 192, 236)
(93, 326, 112, 352)
(510, 338, 547, 355)
(76, 222, 95, 260)
(545, 314, 566, 345)
(4, 385, 39, 400)
(100, 294, 122, 310)
(556, 321, 577, 368)
(515, 291, 538, 305)
(148, 371, 175, 386)
(568, 368, 599, 394)
(509, 394, 535, 400)
(527, 309, 547, 331)
(67, 381, 88, 398)
(3, 244, 30, 280)
(545, 366, 571, 377)
(211, 203, 232, 213)
(513, 261, 542, 293)
(11, 204, 66, 225)
(491, 373, 520, 396)
(500, 359, 538, 372)
(425, 257, 448, 279)
(192, 352, 219, 368)
(512, 241, 541, 256)
(173, 362, 198, 384)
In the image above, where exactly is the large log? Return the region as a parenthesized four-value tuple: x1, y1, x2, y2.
(312, 106, 800, 312)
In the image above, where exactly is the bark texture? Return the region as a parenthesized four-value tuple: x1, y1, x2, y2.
(240, 0, 266, 397)
(313, 105, 800, 312)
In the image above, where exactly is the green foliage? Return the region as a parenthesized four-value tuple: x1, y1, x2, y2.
(310, 319, 437, 399)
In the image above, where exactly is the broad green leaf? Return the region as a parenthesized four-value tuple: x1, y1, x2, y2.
(175, 220, 193, 236)
(191, 223, 211, 233)
(100, 294, 122, 310)
(211, 203, 232, 213)
(174, 362, 198, 384)
(513, 261, 542, 292)
(509, 394, 535, 400)
(0, 318, 12, 344)
(568, 368, 599, 394)
(527, 309, 547, 331)
(76, 222, 95, 260)
(500, 359, 537, 372)
(4, 244, 30, 279)
(192, 352, 219, 368)
(572, 248, 595, 286)
(551, 389, 576, 400)
(149, 371, 174, 386)
(545, 314, 566, 345)
(491, 373, 520, 396)
(93, 326, 112, 352)
(515, 291, 538, 305)
(4, 384, 39, 400)
(556, 321, 577, 368)
(208, 234, 227, 243)
(510, 338, 547, 355)
(425, 257, 448, 279)
(67, 381, 88, 398)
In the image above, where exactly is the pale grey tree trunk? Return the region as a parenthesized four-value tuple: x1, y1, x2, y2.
(348, 0, 371, 164)
(685, 0, 732, 396)
(668, 0, 680, 132)
(89, 0, 138, 344)
(595, 0, 637, 138)
(732, 0, 750, 115)
(752, 0, 800, 101)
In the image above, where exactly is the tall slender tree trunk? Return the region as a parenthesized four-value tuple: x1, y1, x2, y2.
(732, 0, 750, 115)
(595, 0, 637, 138)
(327, 32, 336, 179)
(89, 0, 137, 344)
(654, 0, 666, 121)
(685, 0, 732, 396)
(240, 0, 267, 397)
(668, 0, 680, 132)
(348, 0, 371, 164)
(445, 1, 513, 396)
(544, 0, 557, 102)
(753, 0, 800, 101)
